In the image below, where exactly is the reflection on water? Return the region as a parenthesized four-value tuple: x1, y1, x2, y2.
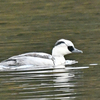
(0, 66, 89, 100)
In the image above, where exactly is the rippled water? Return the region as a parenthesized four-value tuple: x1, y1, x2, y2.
(0, 0, 100, 100)
(0, 64, 99, 100)
(0, 66, 89, 100)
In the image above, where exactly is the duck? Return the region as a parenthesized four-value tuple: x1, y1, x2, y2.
(0, 39, 83, 67)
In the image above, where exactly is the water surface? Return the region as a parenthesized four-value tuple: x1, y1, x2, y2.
(0, 0, 100, 100)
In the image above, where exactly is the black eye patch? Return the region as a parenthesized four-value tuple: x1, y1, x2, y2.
(55, 41, 65, 46)
(68, 46, 74, 52)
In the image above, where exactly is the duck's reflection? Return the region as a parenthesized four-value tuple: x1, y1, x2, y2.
(0, 65, 88, 100)
(53, 68, 74, 83)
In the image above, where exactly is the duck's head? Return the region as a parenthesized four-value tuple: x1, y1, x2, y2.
(52, 39, 83, 56)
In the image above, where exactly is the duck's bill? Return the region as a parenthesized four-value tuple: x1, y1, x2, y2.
(72, 48, 83, 53)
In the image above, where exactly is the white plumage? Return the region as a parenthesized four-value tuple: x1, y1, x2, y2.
(0, 39, 83, 67)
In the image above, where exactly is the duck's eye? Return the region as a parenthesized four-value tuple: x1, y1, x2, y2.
(68, 46, 74, 52)
(55, 41, 65, 46)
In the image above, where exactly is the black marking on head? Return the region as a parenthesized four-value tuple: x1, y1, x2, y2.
(55, 41, 65, 46)
(68, 46, 74, 52)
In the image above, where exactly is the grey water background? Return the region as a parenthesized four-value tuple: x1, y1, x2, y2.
(0, 0, 100, 100)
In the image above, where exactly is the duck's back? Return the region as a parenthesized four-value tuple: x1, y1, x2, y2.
(0, 52, 54, 66)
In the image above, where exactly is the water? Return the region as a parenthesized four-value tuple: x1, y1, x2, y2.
(0, 0, 100, 100)
(0, 66, 89, 100)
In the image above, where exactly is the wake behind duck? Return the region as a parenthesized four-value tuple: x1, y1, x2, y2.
(0, 39, 83, 69)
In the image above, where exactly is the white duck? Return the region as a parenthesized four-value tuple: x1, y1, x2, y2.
(0, 39, 83, 67)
